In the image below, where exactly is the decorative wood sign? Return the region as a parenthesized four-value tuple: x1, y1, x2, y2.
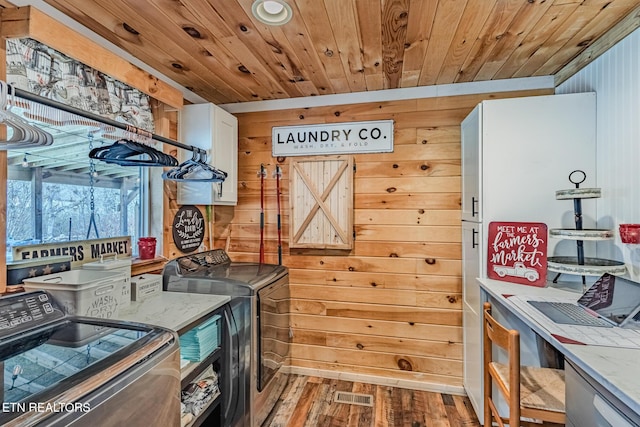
(578, 273, 615, 310)
(273, 120, 393, 157)
(290, 156, 354, 249)
(172, 205, 205, 253)
(487, 222, 548, 287)
(7, 257, 72, 286)
(12, 236, 132, 268)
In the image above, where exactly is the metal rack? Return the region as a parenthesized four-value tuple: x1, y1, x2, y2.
(12, 85, 206, 156)
(547, 170, 625, 289)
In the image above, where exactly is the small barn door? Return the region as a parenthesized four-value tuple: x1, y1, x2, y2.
(289, 156, 354, 249)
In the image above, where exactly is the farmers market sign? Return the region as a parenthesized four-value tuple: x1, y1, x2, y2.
(487, 221, 548, 288)
(12, 236, 132, 268)
(272, 120, 394, 157)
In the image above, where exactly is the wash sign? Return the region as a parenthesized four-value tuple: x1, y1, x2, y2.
(272, 120, 394, 156)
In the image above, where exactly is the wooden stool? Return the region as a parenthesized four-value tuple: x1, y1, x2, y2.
(483, 302, 565, 426)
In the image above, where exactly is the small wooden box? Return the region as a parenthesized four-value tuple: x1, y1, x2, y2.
(131, 274, 162, 301)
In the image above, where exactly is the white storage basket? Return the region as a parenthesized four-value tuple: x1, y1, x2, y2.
(81, 257, 132, 308)
(22, 270, 127, 319)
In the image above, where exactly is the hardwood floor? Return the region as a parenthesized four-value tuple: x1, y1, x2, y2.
(264, 375, 480, 427)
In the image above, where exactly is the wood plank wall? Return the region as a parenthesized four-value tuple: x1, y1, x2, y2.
(210, 88, 552, 389)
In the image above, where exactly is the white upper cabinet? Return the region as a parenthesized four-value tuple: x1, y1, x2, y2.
(178, 103, 238, 206)
(461, 93, 597, 231)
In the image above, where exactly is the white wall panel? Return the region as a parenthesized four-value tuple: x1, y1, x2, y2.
(557, 29, 640, 280)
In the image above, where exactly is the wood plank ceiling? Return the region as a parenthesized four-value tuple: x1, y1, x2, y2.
(34, 0, 640, 105)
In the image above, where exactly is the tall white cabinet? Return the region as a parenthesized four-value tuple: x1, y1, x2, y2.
(178, 103, 238, 206)
(461, 93, 597, 422)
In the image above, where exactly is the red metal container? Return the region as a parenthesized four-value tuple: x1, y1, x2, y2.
(619, 224, 640, 244)
(138, 237, 157, 259)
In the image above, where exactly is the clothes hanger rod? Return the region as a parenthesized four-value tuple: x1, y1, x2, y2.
(12, 85, 205, 155)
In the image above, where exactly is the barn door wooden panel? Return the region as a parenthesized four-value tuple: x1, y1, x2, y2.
(290, 156, 354, 249)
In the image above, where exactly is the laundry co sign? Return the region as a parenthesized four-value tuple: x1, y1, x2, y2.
(272, 120, 394, 157)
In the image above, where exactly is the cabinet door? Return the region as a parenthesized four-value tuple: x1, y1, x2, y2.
(461, 104, 482, 222)
(289, 156, 354, 249)
(212, 107, 238, 205)
(566, 362, 640, 427)
(178, 104, 238, 206)
(462, 221, 482, 310)
(463, 301, 483, 422)
(462, 221, 483, 421)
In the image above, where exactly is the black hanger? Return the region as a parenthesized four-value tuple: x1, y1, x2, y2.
(89, 139, 178, 167)
(162, 150, 227, 182)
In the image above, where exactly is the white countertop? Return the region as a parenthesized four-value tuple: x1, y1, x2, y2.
(480, 278, 640, 415)
(114, 291, 230, 333)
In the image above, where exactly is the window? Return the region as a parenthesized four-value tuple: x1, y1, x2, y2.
(4, 38, 157, 262)
(6, 179, 32, 243)
(6, 122, 147, 260)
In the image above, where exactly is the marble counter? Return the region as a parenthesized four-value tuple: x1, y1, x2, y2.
(115, 291, 230, 333)
(480, 278, 640, 416)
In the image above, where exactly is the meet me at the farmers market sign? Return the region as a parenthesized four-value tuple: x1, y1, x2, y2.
(272, 120, 394, 157)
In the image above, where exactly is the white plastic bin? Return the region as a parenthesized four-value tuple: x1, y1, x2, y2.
(22, 270, 127, 319)
(81, 257, 132, 308)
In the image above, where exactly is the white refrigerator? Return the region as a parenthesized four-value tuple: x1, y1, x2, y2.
(461, 92, 597, 422)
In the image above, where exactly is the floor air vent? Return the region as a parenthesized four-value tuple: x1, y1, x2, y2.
(334, 391, 374, 407)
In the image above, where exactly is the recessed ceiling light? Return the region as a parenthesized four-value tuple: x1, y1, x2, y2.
(252, 0, 293, 26)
